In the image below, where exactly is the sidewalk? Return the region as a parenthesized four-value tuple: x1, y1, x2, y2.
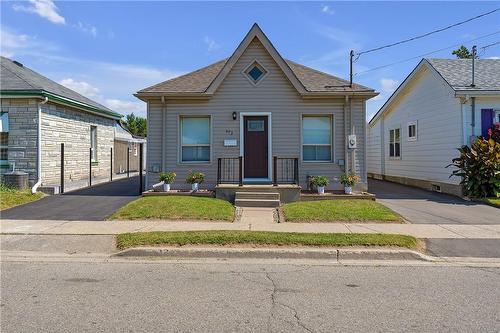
(2, 218, 500, 239)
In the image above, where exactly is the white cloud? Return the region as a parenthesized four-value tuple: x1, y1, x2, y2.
(75, 22, 98, 37)
(380, 78, 398, 94)
(321, 5, 334, 15)
(0, 26, 58, 57)
(59, 78, 100, 97)
(487, 56, 500, 59)
(103, 99, 145, 114)
(12, 0, 66, 25)
(204, 36, 220, 52)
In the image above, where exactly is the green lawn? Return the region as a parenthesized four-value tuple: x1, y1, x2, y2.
(282, 200, 402, 222)
(482, 198, 500, 208)
(109, 196, 235, 221)
(0, 185, 44, 211)
(116, 230, 418, 250)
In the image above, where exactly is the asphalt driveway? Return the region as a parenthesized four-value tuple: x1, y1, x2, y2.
(369, 179, 499, 225)
(1, 176, 140, 221)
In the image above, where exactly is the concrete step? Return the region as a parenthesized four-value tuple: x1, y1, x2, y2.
(234, 198, 280, 208)
(235, 192, 280, 200)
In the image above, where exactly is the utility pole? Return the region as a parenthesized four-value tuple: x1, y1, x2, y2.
(471, 45, 476, 87)
(349, 50, 354, 88)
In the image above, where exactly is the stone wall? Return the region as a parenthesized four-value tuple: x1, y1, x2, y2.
(41, 103, 115, 188)
(2, 98, 39, 185)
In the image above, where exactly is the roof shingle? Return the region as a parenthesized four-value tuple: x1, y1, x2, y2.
(426, 58, 500, 91)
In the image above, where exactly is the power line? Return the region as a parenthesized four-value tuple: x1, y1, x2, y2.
(356, 8, 499, 58)
(354, 30, 500, 76)
(480, 40, 500, 50)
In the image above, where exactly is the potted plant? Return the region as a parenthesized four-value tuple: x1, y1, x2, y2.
(311, 175, 329, 194)
(340, 172, 360, 194)
(186, 171, 205, 192)
(159, 172, 176, 192)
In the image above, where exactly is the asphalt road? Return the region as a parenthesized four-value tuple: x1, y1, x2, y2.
(0, 176, 140, 221)
(368, 179, 499, 224)
(1, 260, 499, 332)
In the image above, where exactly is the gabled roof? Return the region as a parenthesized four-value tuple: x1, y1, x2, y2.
(369, 58, 500, 126)
(136, 24, 376, 99)
(426, 58, 500, 92)
(0, 56, 122, 120)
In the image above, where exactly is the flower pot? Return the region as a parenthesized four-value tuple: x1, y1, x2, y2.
(344, 186, 352, 195)
(191, 183, 199, 192)
(317, 186, 325, 195)
(163, 183, 171, 192)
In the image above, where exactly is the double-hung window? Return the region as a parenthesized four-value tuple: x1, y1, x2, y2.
(181, 116, 211, 163)
(302, 115, 332, 162)
(90, 126, 97, 162)
(0, 112, 8, 172)
(389, 128, 401, 158)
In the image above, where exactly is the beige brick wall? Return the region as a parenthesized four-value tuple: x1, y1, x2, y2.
(41, 103, 115, 187)
(2, 98, 39, 184)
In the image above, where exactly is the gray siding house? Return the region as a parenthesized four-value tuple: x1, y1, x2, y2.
(367, 58, 500, 196)
(0, 56, 122, 193)
(136, 24, 377, 195)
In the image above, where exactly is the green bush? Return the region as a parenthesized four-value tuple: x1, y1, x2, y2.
(311, 175, 329, 187)
(448, 137, 500, 198)
(159, 172, 176, 184)
(186, 171, 205, 184)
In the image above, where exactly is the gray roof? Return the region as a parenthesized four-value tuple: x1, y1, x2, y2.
(426, 58, 500, 91)
(0, 56, 119, 116)
(138, 58, 372, 94)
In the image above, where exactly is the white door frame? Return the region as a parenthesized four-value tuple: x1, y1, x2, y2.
(239, 112, 272, 183)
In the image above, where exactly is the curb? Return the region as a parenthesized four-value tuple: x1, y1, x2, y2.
(113, 246, 433, 261)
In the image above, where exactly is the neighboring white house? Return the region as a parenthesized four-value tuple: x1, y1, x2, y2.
(367, 58, 500, 196)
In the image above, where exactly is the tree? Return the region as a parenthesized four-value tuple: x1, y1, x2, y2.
(451, 45, 478, 59)
(124, 113, 147, 137)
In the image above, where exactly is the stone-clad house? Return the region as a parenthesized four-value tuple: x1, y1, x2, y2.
(135, 24, 377, 202)
(0, 56, 122, 193)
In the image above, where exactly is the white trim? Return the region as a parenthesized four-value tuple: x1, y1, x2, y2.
(407, 121, 417, 141)
(241, 58, 269, 86)
(388, 127, 401, 159)
(239, 112, 272, 182)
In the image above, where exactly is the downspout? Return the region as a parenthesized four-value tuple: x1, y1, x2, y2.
(161, 95, 166, 172)
(350, 97, 355, 173)
(31, 96, 48, 194)
(343, 96, 349, 172)
(471, 96, 476, 141)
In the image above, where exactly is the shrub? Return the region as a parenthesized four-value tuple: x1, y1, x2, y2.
(186, 171, 205, 184)
(159, 172, 176, 184)
(487, 123, 500, 143)
(339, 172, 360, 187)
(448, 137, 500, 198)
(311, 175, 329, 187)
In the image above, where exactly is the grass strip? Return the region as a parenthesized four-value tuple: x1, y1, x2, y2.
(109, 196, 235, 221)
(282, 200, 402, 222)
(116, 230, 418, 250)
(0, 186, 44, 211)
(481, 198, 500, 208)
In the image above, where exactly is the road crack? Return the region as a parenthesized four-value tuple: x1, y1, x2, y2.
(265, 271, 314, 333)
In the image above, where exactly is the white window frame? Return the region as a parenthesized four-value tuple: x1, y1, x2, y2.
(90, 125, 97, 162)
(179, 115, 212, 164)
(389, 127, 401, 159)
(407, 121, 417, 141)
(495, 110, 500, 123)
(301, 114, 334, 163)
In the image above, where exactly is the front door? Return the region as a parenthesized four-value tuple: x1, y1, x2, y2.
(244, 116, 268, 179)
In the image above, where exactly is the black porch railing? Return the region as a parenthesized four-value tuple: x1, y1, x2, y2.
(273, 157, 299, 186)
(217, 157, 243, 186)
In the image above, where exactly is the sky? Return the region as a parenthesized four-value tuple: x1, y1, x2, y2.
(1, 1, 499, 120)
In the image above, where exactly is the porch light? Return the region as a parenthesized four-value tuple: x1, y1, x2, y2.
(232, 112, 237, 120)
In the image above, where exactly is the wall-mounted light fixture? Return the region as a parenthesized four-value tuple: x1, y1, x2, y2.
(232, 112, 237, 120)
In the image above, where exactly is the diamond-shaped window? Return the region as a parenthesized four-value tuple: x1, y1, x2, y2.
(244, 61, 267, 84)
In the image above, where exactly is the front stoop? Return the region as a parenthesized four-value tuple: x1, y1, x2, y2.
(234, 192, 280, 207)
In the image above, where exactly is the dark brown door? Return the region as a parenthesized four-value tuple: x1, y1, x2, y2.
(244, 116, 268, 178)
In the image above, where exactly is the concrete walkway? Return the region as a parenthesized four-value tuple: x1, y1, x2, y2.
(2, 218, 500, 239)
